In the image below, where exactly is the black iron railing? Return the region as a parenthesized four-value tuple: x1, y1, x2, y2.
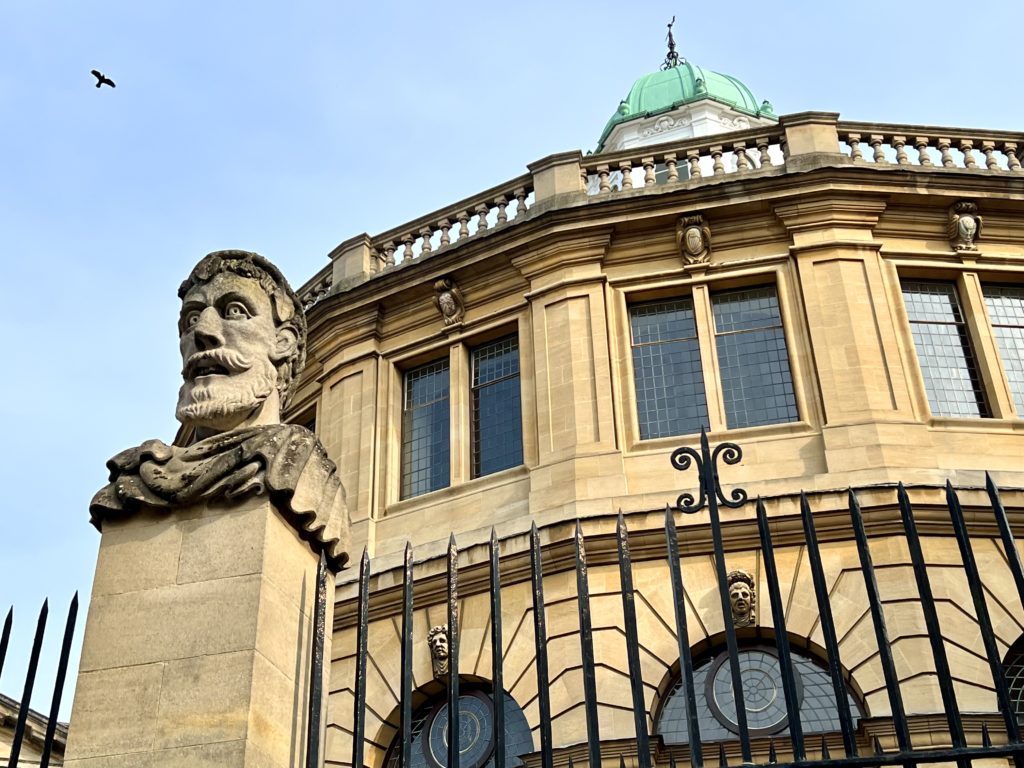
(1, 594, 78, 768)
(336, 431, 1024, 768)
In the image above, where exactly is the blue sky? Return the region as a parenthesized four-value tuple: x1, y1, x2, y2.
(1, 0, 1019, 720)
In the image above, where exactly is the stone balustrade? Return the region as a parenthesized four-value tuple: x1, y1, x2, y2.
(371, 174, 535, 271)
(838, 121, 1024, 172)
(580, 124, 788, 194)
(297, 114, 1024, 310)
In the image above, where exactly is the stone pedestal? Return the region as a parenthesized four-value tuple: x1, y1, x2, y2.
(63, 495, 329, 768)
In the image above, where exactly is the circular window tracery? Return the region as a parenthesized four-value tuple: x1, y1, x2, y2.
(656, 643, 862, 745)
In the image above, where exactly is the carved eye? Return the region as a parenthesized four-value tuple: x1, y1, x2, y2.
(184, 311, 201, 329)
(224, 302, 250, 320)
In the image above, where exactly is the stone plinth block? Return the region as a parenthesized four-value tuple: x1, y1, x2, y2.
(63, 495, 329, 768)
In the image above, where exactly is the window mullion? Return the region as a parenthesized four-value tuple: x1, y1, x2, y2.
(450, 343, 470, 485)
(693, 283, 726, 432)
(960, 272, 1015, 418)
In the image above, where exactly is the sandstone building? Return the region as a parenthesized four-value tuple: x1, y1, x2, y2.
(284, 40, 1024, 768)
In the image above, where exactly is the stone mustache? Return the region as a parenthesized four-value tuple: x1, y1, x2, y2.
(90, 250, 351, 567)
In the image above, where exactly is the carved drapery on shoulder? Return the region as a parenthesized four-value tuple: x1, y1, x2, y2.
(90, 424, 351, 568)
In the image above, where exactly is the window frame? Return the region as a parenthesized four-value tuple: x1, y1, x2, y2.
(892, 265, 1023, 423)
(387, 318, 530, 511)
(617, 265, 813, 451)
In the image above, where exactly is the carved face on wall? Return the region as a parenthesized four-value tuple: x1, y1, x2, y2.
(177, 270, 297, 433)
(729, 581, 752, 618)
(427, 626, 449, 660)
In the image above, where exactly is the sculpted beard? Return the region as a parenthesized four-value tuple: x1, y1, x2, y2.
(176, 349, 278, 426)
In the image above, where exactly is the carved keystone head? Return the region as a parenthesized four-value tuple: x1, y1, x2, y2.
(427, 624, 450, 678)
(176, 251, 307, 434)
(727, 569, 756, 628)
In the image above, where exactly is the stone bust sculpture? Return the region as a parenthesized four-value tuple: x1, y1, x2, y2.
(427, 624, 450, 679)
(727, 569, 756, 628)
(90, 250, 350, 567)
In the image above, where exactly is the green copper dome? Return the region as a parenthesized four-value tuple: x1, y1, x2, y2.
(596, 60, 776, 151)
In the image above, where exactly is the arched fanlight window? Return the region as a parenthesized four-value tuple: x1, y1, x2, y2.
(1005, 636, 1024, 726)
(656, 644, 864, 744)
(384, 684, 533, 768)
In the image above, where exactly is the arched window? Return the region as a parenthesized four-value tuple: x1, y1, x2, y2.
(656, 644, 863, 744)
(384, 684, 533, 768)
(1005, 636, 1024, 726)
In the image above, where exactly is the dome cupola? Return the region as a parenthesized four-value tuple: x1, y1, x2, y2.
(596, 19, 777, 153)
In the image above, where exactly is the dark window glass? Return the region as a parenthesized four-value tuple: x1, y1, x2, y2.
(656, 646, 863, 744)
(401, 359, 450, 499)
(384, 688, 534, 768)
(902, 280, 989, 418)
(1005, 637, 1024, 726)
(472, 335, 523, 477)
(711, 286, 799, 429)
(983, 284, 1024, 416)
(629, 298, 709, 439)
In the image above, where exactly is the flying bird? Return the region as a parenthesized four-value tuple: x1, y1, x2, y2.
(90, 69, 116, 89)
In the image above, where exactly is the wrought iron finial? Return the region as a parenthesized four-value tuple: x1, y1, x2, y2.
(662, 16, 683, 70)
(670, 427, 747, 513)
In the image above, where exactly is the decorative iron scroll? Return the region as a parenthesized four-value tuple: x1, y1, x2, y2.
(670, 427, 748, 513)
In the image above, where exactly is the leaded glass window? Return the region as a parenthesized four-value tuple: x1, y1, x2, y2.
(384, 687, 534, 768)
(1006, 637, 1024, 726)
(401, 359, 450, 499)
(983, 284, 1024, 416)
(656, 645, 862, 744)
(629, 298, 709, 439)
(472, 335, 524, 477)
(901, 281, 989, 418)
(711, 286, 799, 429)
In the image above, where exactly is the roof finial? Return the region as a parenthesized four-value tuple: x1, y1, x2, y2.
(662, 16, 683, 70)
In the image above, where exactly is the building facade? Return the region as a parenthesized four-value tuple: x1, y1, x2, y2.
(288, 52, 1024, 768)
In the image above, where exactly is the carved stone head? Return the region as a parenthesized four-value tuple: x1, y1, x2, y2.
(727, 570, 756, 628)
(176, 251, 307, 435)
(427, 624, 449, 678)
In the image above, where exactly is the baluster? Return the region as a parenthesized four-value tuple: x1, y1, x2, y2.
(914, 136, 933, 166)
(870, 134, 887, 163)
(494, 195, 508, 224)
(981, 141, 999, 170)
(960, 139, 977, 168)
(642, 156, 656, 186)
(1005, 142, 1022, 171)
(370, 247, 381, 273)
(475, 203, 489, 231)
(402, 233, 415, 262)
(937, 137, 954, 167)
(514, 187, 529, 217)
(710, 145, 724, 175)
(437, 218, 451, 247)
(580, 167, 589, 191)
(733, 141, 749, 171)
(597, 164, 611, 193)
(686, 150, 702, 179)
(846, 132, 863, 161)
(756, 137, 773, 166)
(664, 152, 679, 182)
(457, 211, 471, 239)
(892, 135, 909, 165)
(619, 160, 633, 190)
(419, 226, 433, 256)
(383, 241, 396, 267)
